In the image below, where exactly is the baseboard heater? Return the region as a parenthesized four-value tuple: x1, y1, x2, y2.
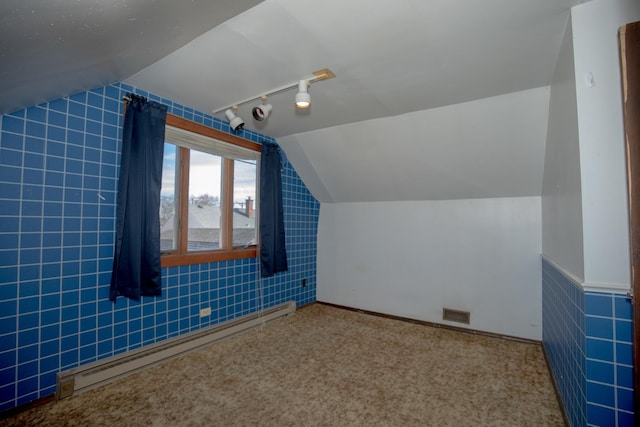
(56, 301, 296, 400)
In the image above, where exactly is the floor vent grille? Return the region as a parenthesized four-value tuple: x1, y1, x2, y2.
(56, 301, 296, 400)
(443, 308, 470, 324)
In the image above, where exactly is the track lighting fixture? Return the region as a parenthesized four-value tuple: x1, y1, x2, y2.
(252, 96, 273, 121)
(224, 106, 244, 131)
(213, 68, 335, 126)
(295, 80, 311, 109)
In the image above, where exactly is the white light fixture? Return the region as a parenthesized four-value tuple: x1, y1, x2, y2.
(295, 80, 311, 109)
(213, 68, 335, 121)
(224, 106, 244, 131)
(252, 96, 273, 121)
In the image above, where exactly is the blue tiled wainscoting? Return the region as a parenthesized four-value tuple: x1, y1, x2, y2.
(584, 291, 634, 426)
(542, 257, 634, 426)
(0, 83, 320, 411)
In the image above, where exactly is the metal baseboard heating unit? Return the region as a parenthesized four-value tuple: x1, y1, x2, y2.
(56, 301, 296, 400)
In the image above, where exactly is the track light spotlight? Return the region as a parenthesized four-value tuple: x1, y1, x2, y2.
(225, 106, 244, 131)
(252, 96, 273, 121)
(212, 69, 335, 118)
(295, 80, 311, 109)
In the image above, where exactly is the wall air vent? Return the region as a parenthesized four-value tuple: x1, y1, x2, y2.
(443, 308, 470, 324)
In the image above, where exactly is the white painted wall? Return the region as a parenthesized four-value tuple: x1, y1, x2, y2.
(541, 18, 585, 282)
(571, 0, 640, 291)
(317, 197, 543, 340)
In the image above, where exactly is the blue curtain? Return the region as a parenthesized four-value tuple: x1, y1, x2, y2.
(259, 143, 288, 277)
(110, 94, 167, 301)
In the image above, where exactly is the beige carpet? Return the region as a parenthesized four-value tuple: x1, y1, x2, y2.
(2, 303, 564, 426)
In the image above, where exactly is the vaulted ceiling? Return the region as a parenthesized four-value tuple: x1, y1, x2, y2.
(1, 0, 591, 202)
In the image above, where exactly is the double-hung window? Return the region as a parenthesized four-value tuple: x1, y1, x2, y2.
(159, 115, 261, 267)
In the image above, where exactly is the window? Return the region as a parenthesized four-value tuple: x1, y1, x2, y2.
(159, 115, 261, 267)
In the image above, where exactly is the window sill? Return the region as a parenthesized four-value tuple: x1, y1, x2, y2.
(161, 248, 257, 267)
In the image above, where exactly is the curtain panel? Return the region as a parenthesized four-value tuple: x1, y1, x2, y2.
(259, 143, 288, 277)
(110, 94, 167, 301)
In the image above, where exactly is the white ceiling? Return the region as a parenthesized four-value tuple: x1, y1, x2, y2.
(1, 0, 590, 203)
(0, 0, 262, 114)
(127, 0, 578, 138)
(279, 87, 551, 202)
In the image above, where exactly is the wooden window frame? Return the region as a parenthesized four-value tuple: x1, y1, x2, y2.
(160, 114, 260, 267)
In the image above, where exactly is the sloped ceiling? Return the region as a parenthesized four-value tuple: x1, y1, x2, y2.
(1, 0, 591, 203)
(279, 87, 551, 202)
(0, 0, 262, 114)
(127, 0, 576, 138)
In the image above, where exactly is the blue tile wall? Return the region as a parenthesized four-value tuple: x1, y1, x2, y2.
(542, 258, 587, 427)
(0, 83, 320, 411)
(542, 258, 635, 427)
(585, 292, 634, 427)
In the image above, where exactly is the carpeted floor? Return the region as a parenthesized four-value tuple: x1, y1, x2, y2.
(2, 303, 565, 426)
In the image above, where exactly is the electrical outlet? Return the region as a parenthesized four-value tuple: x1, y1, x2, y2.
(199, 307, 211, 317)
(57, 377, 75, 399)
(302, 278, 307, 287)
